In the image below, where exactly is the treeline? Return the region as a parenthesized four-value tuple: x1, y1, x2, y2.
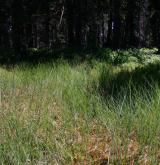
(0, 0, 160, 55)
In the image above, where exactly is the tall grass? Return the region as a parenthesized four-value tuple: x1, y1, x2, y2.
(1, 49, 160, 164)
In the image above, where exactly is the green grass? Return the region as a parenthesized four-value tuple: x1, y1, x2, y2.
(1, 49, 160, 164)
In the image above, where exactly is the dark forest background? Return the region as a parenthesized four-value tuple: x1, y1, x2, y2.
(0, 0, 160, 60)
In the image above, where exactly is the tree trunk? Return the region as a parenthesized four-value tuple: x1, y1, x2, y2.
(139, 0, 150, 47)
(124, 0, 139, 48)
(112, 0, 121, 49)
(106, 0, 113, 48)
(12, 0, 24, 55)
(75, 0, 83, 47)
(66, 0, 75, 46)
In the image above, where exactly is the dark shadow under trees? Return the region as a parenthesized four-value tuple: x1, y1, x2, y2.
(99, 62, 160, 101)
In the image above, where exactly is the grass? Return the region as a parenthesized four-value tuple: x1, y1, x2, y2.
(0, 48, 160, 164)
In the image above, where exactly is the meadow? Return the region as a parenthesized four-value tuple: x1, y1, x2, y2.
(0, 49, 160, 164)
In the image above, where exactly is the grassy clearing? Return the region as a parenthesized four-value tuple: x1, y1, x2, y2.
(1, 49, 160, 164)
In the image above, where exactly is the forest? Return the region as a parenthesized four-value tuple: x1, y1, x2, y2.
(0, 0, 160, 55)
(0, 0, 160, 164)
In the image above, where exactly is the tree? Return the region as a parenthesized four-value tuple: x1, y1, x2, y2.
(151, 0, 160, 53)
(112, 0, 122, 49)
(0, 0, 11, 49)
(12, 0, 24, 55)
(0, 0, 160, 56)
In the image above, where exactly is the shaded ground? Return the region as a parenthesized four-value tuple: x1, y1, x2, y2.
(99, 62, 160, 100)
